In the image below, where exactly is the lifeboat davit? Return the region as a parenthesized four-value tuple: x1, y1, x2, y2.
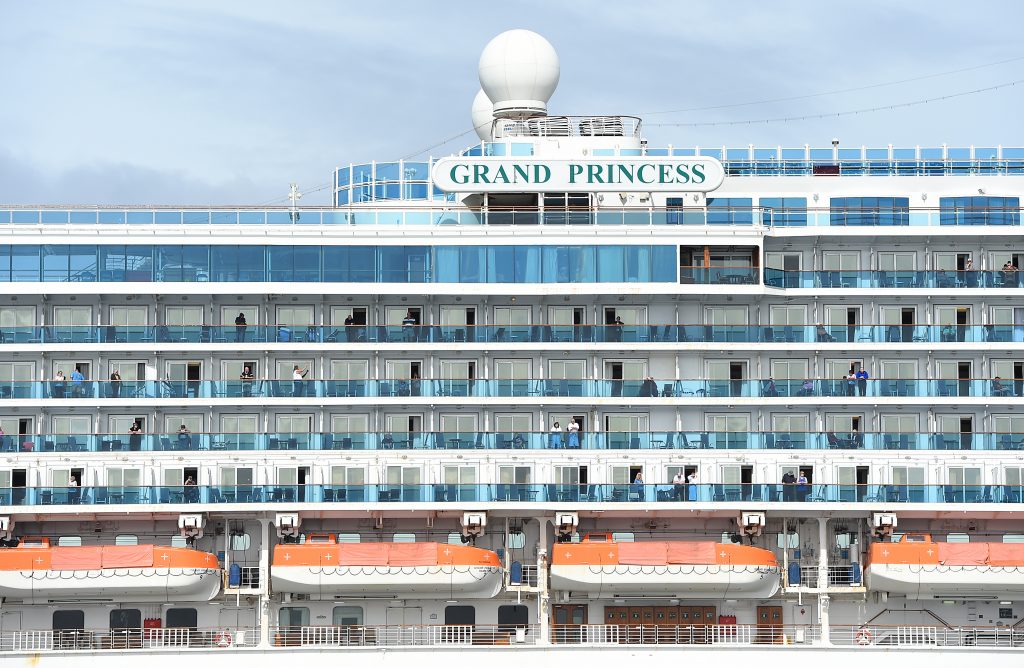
(0, 538, 221, 603)
(866, 533, 1024, 599)
(271, 536, 504, 598)
(550, 534, 780, 598)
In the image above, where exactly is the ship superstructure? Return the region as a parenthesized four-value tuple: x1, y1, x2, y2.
(1, 29, 1024, 663)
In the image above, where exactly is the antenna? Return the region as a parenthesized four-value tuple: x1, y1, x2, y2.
(288, 183, 303, 222)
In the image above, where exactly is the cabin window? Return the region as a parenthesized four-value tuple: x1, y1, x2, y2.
(115, 535, 138, 546)
(444, 605, 475, 626)
(57, 536, 82, 546)
(946, 533, 970, 543)
(392, 533, 416, 543)
(507, 532, 526, 549)
(336, 533, 360, 543)
(230, 533, 251, 551)
(170, 535, 188, 547)
(110, 609, 142, 630)
(279, 607, 309, 627)
(53, 610, 85, 630)
(498, 605, 529, 628)
(447, 532, 462, 545)
(1004, 535, 1024, 543)
(777, 532, 799, 549)
(611, 532, 634, 542)
(332, 606, 363, 626)
(166, 608, 198, 628)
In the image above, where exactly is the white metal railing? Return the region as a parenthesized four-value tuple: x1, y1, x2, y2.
(790, 564, 862, 588)
(551, 624, 818, 645)
(0, 627, 260, 652)
(832, 625, 1024, 648)
(270, 624, 538, 647)
(508, 564, 539, 587)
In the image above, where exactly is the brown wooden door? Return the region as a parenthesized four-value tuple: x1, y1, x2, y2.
(756, 606, 783, 644)
(552, 604, 588, 644)
(605, 606, 626, 643)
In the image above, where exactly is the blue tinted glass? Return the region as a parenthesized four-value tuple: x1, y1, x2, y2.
(69, 211, 97, 224)
(404, 184, 428, 199)
(781, 148, 805, 159)
(41, 211, 69, 224)
(10, 246, 39, 281)
(155, 211, 181, 224)
(41, 245, 69, 281)
(434, 247, 460, 282)
(210, 211, 237, 225)
(348, 246, 375, 282)
(127, 212, 153, 224)
(182, 211, 210, 224)
(269, 246, 295, 281)
(487, 247, 515, 282)
(403, 162, 429, 180)
(238, 211, 265, 225)
(12, 211, 38, 224)
(511, 143, 533, 156)
(651, 246, 677, 281)
(98, 211, 125, 224)
(866, 148, 889, 159)
(0, 211, 10, 224)
(68, 246, 97, 281)
(266, 212, 292, 225)
(893, 148, 915, 159)
(293, 246, 320, 281)
(596, 246, 624, 281)
(352, 164, 373, 183)
(376, 162, 399, 180)
(336, 190, 350, 205)
(336, 167, 350, 186)
(485, 143, 507, 156)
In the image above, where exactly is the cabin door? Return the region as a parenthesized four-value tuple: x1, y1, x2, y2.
(756, 605, 783, 644)
(0, 611, 20, 631)
(384, 606, 422, 644)
(551, 604, 587, 644)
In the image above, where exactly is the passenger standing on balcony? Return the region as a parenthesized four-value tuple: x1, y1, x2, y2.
(797, 471, 809, 501)
(781, 471, 796, 502)
(239, 365, 254, 397)
(402, 310, 417, 341)
(292, 365, 308, 397)
(845, 371, 856, 397)
(68, 474, 80, 504)
(610, 316, 624, 342)
(672, 470, 686, 501)
(52, 370, 66, 398)
(70, 366, 85, 398)
(815, 324, 834, 343)
(567, 418, 580, 449)
(177, 424, 191, 449)
(639, 376, 658, 397)
(549, 422, 561, 449)
(762, 377, 778, 397)
(632, 471, 645, 501)
(344, 313, 355, 342)
(128, 421, 143, 451)
(109, 370, 122, 398)
(856, 368, 869, 397)
(234, 313, 247, 343)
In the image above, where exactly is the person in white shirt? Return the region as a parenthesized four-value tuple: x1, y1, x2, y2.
(566, 418, 580, 448)
(686, 471, 698, 501)
(292, 365, 308, 397)
(549, 422, 561, 449)
(672, 471, 686, 501)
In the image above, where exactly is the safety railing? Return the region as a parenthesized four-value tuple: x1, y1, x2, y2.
(0, 626, 259, 652)
(2, 483, 1022, 507)
(550, 623, 818, 645)
(766, 268, 1024, 289)
(269, 624, 538, 647)
(3, 377, 1023, 401)
(4, 323, 1024, 346)
(787, 564, 863, 588)
(831, 625, 1024, 648)
(5, 431, 1024, 453)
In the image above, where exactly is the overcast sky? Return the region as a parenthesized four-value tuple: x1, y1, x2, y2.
(1, 0, 1022, 205)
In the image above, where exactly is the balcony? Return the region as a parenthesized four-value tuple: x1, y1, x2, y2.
(1, 483, 1019, 508)
(766, 268, 1024, 289)
(3, 430, 1023, 453)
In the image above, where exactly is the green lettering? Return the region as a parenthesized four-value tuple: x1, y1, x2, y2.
(674, 164, 691, 184)
(691, 163, 706, 184)
(473, 164, 490, 184)
(513, 164, 530, 182)
(587, 164, 605, 184)
(568, 164, 584, 183)
(450, 164, 470, 185)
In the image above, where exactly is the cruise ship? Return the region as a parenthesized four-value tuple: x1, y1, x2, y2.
(1, 28, 1024, 665)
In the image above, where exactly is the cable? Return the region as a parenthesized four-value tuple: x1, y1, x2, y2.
(646, 78, 1024, 128)
(402, 128, 477, 160)
(643, 54, 1024, 116)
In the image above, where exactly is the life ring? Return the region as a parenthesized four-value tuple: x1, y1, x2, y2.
(855, 629, 872, 646)
(216, 630, 233, 648)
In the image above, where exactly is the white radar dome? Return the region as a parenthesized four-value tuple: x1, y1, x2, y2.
(471, 89, 494, 140)
(478, 29, 559, 118)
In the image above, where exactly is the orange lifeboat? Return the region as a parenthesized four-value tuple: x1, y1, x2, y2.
(550, 534, 780, 598)
(866, 533, 1024, 599)
(271, 535, 503, 598)
(0, 538, 221, 603)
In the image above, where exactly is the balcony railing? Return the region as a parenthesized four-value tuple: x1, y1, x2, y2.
(831, 625, 1024, 648)
(0, 627, 259, 652)
(271, 624, 539, 647)
(766, 268, 1024, 289)
(1, 377, 1019, 401)
(2, 483, 1021, 507)
(788, 564, 863, 588)
(550, 623, 817, 645)
(4, 431, 1023, 453)
(2, 323, 1023, 346)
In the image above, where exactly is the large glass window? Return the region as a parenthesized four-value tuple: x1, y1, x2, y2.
(706, 198, 753, 225)
(940, 196, 1020, 226)
(759, 197, 807, 227)
(830, 197, 909, 226)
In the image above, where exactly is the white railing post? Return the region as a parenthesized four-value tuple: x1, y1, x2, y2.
(817, 517, 831, 645)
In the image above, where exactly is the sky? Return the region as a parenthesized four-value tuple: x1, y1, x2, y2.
(1, 0, 1023, 205)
